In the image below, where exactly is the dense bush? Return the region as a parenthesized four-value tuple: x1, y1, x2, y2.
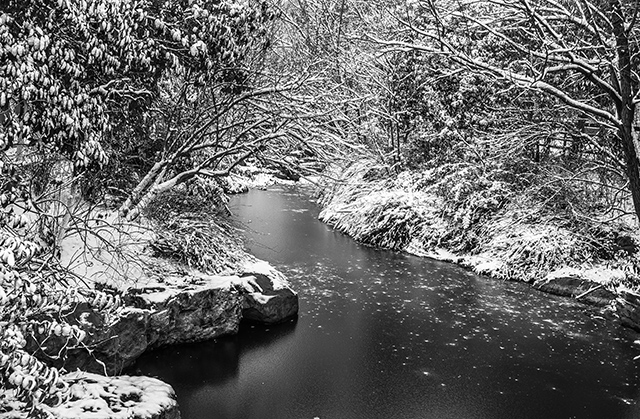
(144, 178, 248, 273)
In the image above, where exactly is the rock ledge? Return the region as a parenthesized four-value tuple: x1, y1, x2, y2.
(31, 260, 298, 375)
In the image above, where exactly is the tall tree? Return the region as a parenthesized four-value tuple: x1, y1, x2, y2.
(375, 0, 640, 222)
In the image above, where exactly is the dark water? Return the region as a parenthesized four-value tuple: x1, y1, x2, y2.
(132, 187, 640, 419)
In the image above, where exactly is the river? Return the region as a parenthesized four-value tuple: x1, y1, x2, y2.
(131, 186, 640, 419)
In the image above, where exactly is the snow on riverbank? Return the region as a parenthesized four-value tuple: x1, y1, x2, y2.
(318, 160, 640, 328)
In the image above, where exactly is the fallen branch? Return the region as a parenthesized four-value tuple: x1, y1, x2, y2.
(575, 284, 604, 299)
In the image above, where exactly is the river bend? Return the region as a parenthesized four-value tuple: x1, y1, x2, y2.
(132, 186, 640, 419)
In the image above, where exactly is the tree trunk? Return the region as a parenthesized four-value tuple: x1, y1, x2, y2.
(621, 127, 640, 222)
(611, 0, 640, 223)
(123, 169, 199, 222)
(118, 160, 168, 218)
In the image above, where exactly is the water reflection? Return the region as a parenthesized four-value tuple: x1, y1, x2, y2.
(132, 187, 640, 419)
(132, 320, 297, 387)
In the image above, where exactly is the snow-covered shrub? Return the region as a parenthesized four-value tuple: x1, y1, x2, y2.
(0, 161, 124, 410)
(144, 179, 248, 273)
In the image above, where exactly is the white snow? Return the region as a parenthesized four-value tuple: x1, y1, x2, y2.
(0, 372, 177, 419)
(242, 259, 291, 290)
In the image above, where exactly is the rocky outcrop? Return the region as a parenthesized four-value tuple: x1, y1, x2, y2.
(28, 305, 151, 375)
(126, 275, 244, 349)
(241, 261, 299, 324)
(30, 261, 298, 375)
(0, 372, 180, 419)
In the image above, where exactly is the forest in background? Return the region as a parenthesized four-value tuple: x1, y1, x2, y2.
(315, 0, 640, 281)
(2, 0, 640, 413)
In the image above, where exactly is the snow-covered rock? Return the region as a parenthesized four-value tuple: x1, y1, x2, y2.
(0, 372, 179, 419)
(54, 207, 299, 373)
(30, 262, 298, 375)
(240, 260, 299, 324)
(127, 274, 244, 349)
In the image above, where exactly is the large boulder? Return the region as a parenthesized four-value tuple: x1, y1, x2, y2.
(29, 261, 298, 374)
(30, 276, 244, 375)
(127, 275, 244, 349)
(240, 261, 299, 324)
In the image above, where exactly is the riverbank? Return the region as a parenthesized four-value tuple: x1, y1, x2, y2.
(317, 159, 640, 332)
(1, 180, 298, 418)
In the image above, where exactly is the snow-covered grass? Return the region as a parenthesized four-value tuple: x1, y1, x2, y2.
(319, 159, 640, 295)
(143, 179, 251, 275)
(60, 176, 268, 295)
(318, 162, 443, 250)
